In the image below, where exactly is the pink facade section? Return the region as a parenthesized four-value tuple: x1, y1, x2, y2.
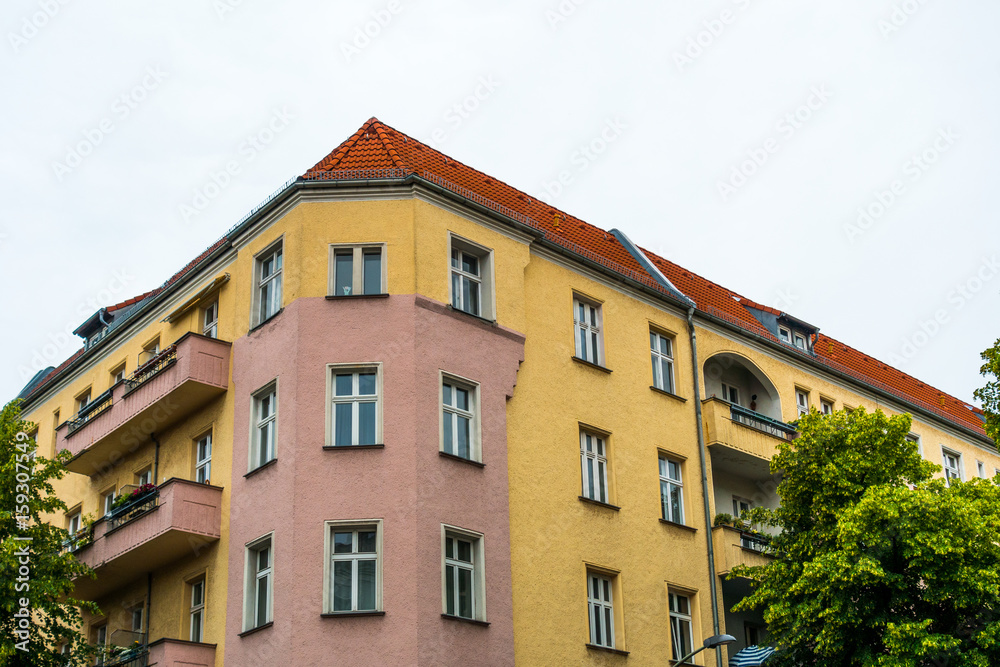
(225, 295, 524, 666)
(147, 638, 217, 666)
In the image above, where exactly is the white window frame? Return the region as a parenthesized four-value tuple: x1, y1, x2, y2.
(76, 389, 91, 414)
(94, 624, 108, 666)
(448, 234, 495, 320)
(650, 330, 675, 394)
(130, 605, 144, 633)
(906, 433, 922, 455)
(139, 338, 161, 367)
(101, 488, 117, 516)
(111, 362, 127, 385)
(323, 519, 383, 614)
(67, 510, 81, 535)
(587, 571, 616, 649)
(573, 296, 604, 366)
(250, 382, 278, 470)
(244, 534, 273, 631)
(135, 467, 152, 486)
(721, 382, 740, 406)
(942, 448, 963, 486)
(329, 243, 387, 297)
(793, 332, 807, 350)
(202, 301, 218, 338)
(253, 240, 283, 326)
(659, 455, 684, 524)
(440, 372, 481, 462)
(669, 592, 695, 662)
(326, 364, 382, 448)
(820, 398, 834, 415)
(189, 578, 205, 642)
(777, 326, 791, 344)
(195, 433, 212, 484)
(441, 525, 486, 622)
(580, 429, 610, 504)
(977, 460, 987, 478)
(796, 389, 810, 416)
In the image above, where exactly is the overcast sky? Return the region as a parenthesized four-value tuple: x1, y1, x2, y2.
(2, 0, 998, 408)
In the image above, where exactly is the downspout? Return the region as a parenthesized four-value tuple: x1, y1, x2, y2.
(151, 433, 160, 485)
(146, 572, 152, 646)
(688, 306, 722, 667)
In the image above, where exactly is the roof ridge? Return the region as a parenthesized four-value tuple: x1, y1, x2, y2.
(307, 118, 378, 173)
(369, 118, 407, 171)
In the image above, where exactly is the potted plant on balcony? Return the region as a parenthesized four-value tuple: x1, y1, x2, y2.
(108, 483, 157, 519)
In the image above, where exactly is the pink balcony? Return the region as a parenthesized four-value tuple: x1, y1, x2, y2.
(57, 332, 231, 476)
(147, 638, 217, 667)
(72, 478, 222, 600)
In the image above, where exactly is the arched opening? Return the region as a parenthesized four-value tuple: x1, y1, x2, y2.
(702, 352, 782, 420)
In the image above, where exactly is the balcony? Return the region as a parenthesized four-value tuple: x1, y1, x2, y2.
(702, 397, 796, 464)
(73, 479, 223, 600)
(100, 638, 217, 667)
(57, 333, 231, 476)
(712, 525, 774, 576)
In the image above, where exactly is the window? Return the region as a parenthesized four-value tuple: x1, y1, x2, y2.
(189, 579, 205, 642)
(906, 433, 921, 455)
(942, 450, 962, 485)
(450, 236, 492, 318)
(101, 488, 116, 516)
(587, 572, 615, 649)
(669, 592, 694, 662)
(793, 332, 807, 350)
(129, 605, 144, 633)
(329, 367, 380, 447)
(325, 521, 382, 613)
(573, 297, 603, 365)
(441, 375, 479, 461)
(330, 245, 385, 296)
(244, 536, 273, 630)
(254, 242, 283, 325)
(659, 455, 684, 524)
(442, 527, 485, 621)
(251, 383, 277, 469)
(777, 326, 791, 343)
(721, 382, 740, 406)
(978, 460, 987, 478)
(650, 331, 675, 393)
(796, 389, 810, 416)
(820, 398, 834, 415)
(75, 389, 91, 414)
(745, 623, 764, 647)
(195, 434, 212, 484)
(67, 511, 81, 535)
(110, 363, 126, 385)
(580, 430, 609, 504)
(203, 301, 218, 338)
(733, 496, 753, 522)
(139, 339, 160, 366)
(135, 467, 152, 486)
(93, 624, 108, 666)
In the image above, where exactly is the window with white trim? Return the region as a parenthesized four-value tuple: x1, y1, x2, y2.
(129, 605, 144, 633)
(580, 430, 609, 504)
(67, 510, 81, 535)
(254, 242, 283, 326)
(251, 383, 277, 469)
(449, 236, 493, 319)
(135, 467, 152, 486)
(195, 434, 212, 484)
(659, 455, 684, 524)
(101, 488, 116, 516)
(978, 460, 987, 478)
(330, 244, 385, 296)
(75, 389, 91, 414)
(326, 521, 382, 613)
(820, 398, 834, 415)
(93, 624, 108, 666)
(587, 572, 615, 649)
(203, 301, 218, 338)
(793, 332, 807, 350)
(777, 326, 791, 344)
(669, 591, 694, 662)
(796, 389, 810, 416)
(942, 449, 962, 485)
(442, 527, 486, 621)
(721, 382, 740, 406)
(573, 297, 603, 365)
(905, 433, 921, 455)
(111, 363, 126, 385)
(650, 331, 675, 393)
(441, 375, 480, 461)
(244, 535, 273, 631)
(329, 366, 380, 447)
(189, 578, 205, 642)
(139, 339, 160, 367)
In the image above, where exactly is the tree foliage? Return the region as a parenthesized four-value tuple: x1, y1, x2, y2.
(733, 407, 1000, 667)
(1, 400, 98, 666)
(973, 338, 1000, 446)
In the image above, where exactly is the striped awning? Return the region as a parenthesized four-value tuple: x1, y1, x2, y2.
(729, 645, 775, 667)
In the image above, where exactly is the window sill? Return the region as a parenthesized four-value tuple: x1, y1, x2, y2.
(572, 356, 612, 373)
(238, 621, 273, 638)
(244, 458, 277, 479)
(659, 518, 697, 533)
(586, 643, 629, 657)
(323, 444, 385, 451)
(439, 451, 485, 468)
(441, 613, 490, 627)
(321, 611, 386, 618)
(248, 309, 284, 334)
(447, 305, 497, 326)
(325, 293, 390, 300)
(578, 496, 621, 512)
(650, 386, 687, 402)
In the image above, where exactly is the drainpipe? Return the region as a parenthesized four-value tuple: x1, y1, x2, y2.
(146, 573, 152, 646)
(688, 306, 722, 667)
(151, 433, 160, 485)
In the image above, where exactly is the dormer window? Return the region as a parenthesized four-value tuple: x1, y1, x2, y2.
(778, 326, 791, 344)
(793, 333, 807, 350)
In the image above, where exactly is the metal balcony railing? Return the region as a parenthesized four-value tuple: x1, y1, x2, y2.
(107, 488, 159, 531)
(99, 631, 149, 667)
(739, 530, 772, 554)
(67, 389, 113, 433)
(124, 346, 177, 390)
(729, 404, 797, 441)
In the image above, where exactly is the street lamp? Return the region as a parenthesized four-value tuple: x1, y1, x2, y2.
(674, 633, 737, 665)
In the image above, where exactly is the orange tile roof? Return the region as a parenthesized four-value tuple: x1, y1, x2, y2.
(20, 117, 989, 441)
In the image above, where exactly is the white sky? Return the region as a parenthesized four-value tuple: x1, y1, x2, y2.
(2, 0, 998, 408)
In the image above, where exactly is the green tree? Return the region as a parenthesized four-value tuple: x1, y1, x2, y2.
(733, 407, 1000, 666)
(1, 400, 98, 666)
(973, 338, 1000, 446)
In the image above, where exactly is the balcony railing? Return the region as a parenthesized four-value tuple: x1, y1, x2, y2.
(124, 346, 178, 391)
(702, 397, 797, 463)
(106, 486, 159, 532)
(99, 631, 148, 667)
(67, 389, 114, 434)
(729, 403, 797, 441)
(712, 525, 775, 576)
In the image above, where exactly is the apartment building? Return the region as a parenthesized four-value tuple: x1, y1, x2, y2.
(16, 118, 995, 666)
